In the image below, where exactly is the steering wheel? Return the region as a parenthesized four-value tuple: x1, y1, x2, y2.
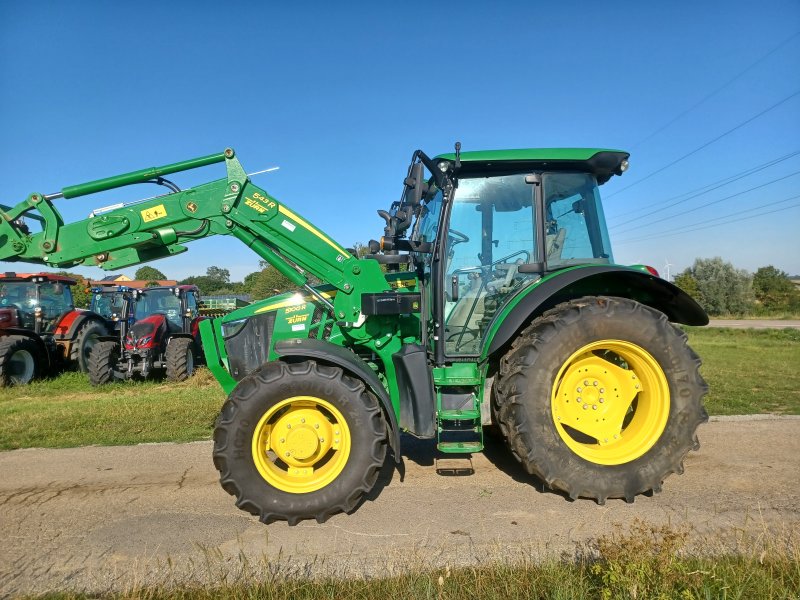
(448, 229, 470, 245)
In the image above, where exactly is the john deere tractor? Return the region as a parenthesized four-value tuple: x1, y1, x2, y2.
(0, 146, 708, 523)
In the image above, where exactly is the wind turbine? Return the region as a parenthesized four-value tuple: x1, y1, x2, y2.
(664, 258, 673, 282)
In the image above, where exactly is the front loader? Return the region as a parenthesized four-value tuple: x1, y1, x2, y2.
(0, 146, 708, 523)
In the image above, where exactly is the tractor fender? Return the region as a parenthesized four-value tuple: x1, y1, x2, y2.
(51, 310, 106, 341)
(273, 338, 401, 460)
(0, 329, 52, 369)
(485, 265, 708, 358)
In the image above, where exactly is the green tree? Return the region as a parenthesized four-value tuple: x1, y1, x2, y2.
(673, 270, 700, 302)
(134, 266, 167, 281)
(246, 266, 296, 300)
(683, 257, 753, 316)
(55, 271, 91, 308)
(206, 266, 230, 286)
(752, 265, 798, 310)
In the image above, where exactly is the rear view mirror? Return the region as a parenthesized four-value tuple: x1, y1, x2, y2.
(404, 162, 426, 207)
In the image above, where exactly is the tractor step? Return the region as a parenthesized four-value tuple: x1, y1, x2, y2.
(438, 409, 481, 421)
(437, 441, 483, 454)
(436, 388, 484, 454)
(435, 456, 475, 475)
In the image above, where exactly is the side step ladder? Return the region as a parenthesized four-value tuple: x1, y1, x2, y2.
(436, 390, 483, 454)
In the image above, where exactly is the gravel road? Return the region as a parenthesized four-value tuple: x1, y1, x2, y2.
(1, 416, 799, 597)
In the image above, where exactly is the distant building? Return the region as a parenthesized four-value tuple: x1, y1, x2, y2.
(89, 274, 177, 289)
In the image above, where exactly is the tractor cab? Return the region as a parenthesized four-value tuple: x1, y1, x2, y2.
(0, 273, 76, 333)
(396, 148, 629, 357)
(89, 286, 134, 329)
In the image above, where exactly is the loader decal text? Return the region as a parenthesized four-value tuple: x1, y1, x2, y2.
(141, 204, 168, 223)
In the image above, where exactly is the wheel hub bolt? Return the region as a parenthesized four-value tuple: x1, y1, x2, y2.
(584, 380, 589, 386)
(315, 424, 319, 429)
(635, 384, 640, 389)
(600, 388, 605, 393)
(599, 398, 604, 403)
(577, 387, 582, 393)
(577, 397, 582, 402)
(319, 438, 325, 443)
(287, 424, 291, 429)
(592, 405, 597, 410)
(593, 381, 598, 386)
(301, 418, 306, 423)
(285, 452, 291, 457)
(583, 404, 589, 410)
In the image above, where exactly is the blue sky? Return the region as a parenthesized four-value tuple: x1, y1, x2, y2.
(2, 1, 799, 282)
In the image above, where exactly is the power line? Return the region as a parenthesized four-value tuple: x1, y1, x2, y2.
(608, 149, 800, 229)
(613, 169, 800, 236)
(630, 30, 800, 149)
(615, 194, 800, 245)
(605, 88, 800, 200)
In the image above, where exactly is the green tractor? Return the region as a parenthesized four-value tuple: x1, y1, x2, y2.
(0, 145, 708, 523)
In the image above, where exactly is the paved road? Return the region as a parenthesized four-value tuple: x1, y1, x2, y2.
(1, 416, 798, 597)
(708, 319, 800, 329)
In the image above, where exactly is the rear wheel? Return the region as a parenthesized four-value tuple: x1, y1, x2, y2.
(495, 296, 708, 503)
(213, 360, 387, 524)
(0, 336, 41, 386)
(70, 320, 108, 373)
(165, 337, 195, 382)
(88, 340, 120, 386)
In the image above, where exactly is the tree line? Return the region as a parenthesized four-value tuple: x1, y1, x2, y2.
(673, 258, 800, 316)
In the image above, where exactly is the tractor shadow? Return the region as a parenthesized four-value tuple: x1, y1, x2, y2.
(358, 430, 576, 512)
(479, 430, 574, 502)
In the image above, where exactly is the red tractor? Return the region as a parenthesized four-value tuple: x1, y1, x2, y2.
(88, 285, 204, 384)
(0, 272, 109, 386)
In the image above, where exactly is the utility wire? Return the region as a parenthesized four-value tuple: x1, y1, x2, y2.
(616, 193, 800, 243)
(613, 169, 800, 236)
(630, 30, 800, 149)
(605, 88, 800, 200)
(615, 195, 800, 245)
(608, 149, 800, 229)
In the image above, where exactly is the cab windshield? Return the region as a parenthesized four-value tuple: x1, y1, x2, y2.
(136, 289, 182, 327)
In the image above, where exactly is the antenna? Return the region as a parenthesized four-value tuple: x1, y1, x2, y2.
(664, 258, 673, 282)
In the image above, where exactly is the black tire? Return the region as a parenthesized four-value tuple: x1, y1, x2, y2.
(165, 337, 195, 382)
(88, 340, 120, 386)
(495, 296, 708, 504)
(213, 360, 388, 525)
(0, 336, 41, 387)
(70, 320, 108, 373)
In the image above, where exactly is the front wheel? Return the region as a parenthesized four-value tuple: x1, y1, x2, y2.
(88, 340, 121, 386)
(495, 296, 708, 504)
(213, 360, 388, 524)
(165, 337, 195, 382)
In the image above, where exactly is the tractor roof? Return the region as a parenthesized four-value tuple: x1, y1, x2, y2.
(0, 272, 77, 285)
(436, 148, 629, 184)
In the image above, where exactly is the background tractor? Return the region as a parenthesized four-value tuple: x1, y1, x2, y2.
(0, 272, 109, 385)
(88, 285, 204, 384)
(0, 146, 708, 524)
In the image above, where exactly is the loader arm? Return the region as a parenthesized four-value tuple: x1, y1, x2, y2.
(0, 149, 389, 318)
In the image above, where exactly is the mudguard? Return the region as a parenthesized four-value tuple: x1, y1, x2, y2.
(51, 310, 105, 341)
(484, 265, 708, 358)
(274, 338, 401, 460)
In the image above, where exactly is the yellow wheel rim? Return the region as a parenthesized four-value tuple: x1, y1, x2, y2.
(551, 340, 669, 465)
(251, 396, 351, 494)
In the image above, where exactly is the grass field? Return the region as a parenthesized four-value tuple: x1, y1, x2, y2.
(26, 522, 800, 599)
(1, 327, 798, 451)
